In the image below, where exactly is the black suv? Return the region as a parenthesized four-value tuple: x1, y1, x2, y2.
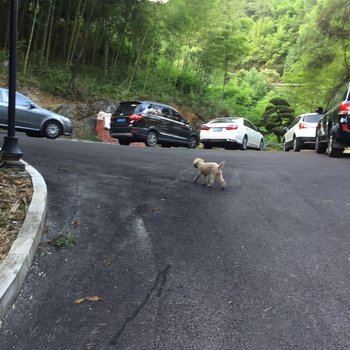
(315, 82, 350, 157)
(109, 101, 199, 148)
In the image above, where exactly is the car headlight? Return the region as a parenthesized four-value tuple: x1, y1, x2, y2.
(62, 117, 72, 125)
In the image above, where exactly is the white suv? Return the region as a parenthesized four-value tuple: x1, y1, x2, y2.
(283, 113, 322, 152)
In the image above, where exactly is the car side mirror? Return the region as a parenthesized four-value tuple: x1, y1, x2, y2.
(28, 102, 36, 109)
(315, 107, 324, 114)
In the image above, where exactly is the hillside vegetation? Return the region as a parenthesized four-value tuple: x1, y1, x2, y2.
(0, 0, 350, 141)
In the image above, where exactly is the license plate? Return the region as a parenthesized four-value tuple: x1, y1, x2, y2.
(212, 127, 222, 132)
(117, 118, 126, 123)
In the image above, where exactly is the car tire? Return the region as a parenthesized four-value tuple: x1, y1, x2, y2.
(187, 136, 197, 149)
(240, 136, 248, 150)
(43, 120, 62, 139)
(293, 137, 301, 152)
(283, 139, 289, 152)
(203, 143, 212, 149)
(257, 139, 264, 151)
(145, 131, 158, 147)
(315, 134, 326, 154)
(328, 134, 343, 158)
(119, 140, 130, 145)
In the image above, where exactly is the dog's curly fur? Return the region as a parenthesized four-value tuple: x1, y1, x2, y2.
(193, 158, 226, 189)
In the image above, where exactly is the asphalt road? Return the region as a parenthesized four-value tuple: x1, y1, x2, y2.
(1, 135, 350, 350)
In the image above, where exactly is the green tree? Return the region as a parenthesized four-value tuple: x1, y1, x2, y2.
(258, 98, 295, 142)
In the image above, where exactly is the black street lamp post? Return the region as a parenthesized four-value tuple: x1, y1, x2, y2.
(1, 0, 23, 169)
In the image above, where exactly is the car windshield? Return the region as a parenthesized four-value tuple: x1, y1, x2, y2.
(209, 118, 239, 124)
(115, 102, 140, 116)
(303, 114, 321, 123)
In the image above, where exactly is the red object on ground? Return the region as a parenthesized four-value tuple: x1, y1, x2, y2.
(95, 116, 144, 146)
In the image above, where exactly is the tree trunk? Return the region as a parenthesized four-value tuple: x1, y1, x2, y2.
(221, 55, 229, 100)
(23, 0, 40, 76)
(103, 18, 110, 77)
(127, 29, 149, 92)
(45, 0, 56, 65)
(112, 0, 138, 68)
(67, 0, 83, 66)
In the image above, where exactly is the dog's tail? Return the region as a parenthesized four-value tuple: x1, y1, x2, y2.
(219, 161, 225, 170)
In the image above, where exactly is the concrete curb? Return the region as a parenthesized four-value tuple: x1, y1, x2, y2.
(0, 162, 47, 319)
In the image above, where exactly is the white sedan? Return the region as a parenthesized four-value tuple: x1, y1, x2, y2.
(200, 117, 264, 150)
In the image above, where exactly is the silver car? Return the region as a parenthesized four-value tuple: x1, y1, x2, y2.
(0, 88, 73, 139)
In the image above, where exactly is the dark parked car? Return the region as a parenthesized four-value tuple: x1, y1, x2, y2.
(315, 82, 350, 157)
(0, 88, 73, 139)
(109, 101, 199, 148)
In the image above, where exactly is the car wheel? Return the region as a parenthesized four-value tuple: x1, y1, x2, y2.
(187, 136, 197, 149)
(315, 134, 326, 154)
(283, 139, 289, 152)
(43, 120, 62, 139)
(145, 131, 158, 147)
(240, 136, 248, 150)
(257, 139, 264, 151)
(293, 136, 301, 152)
(328, 134, 343, 158)
(119, 140, 130, 145)
(203, 143, 212, 149)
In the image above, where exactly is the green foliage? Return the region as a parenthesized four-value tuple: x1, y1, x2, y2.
(50, 233, 76, 248)
(258, 97, 295, 142)
(1, 0, 349, 129)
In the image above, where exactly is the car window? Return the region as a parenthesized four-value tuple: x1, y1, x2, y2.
(2, 90, 31, 106)
(15, 92, 32, 106)
(244, 119, 257, 131)
(161, 107, 172, 119)
(173, 111, 183, 122)
(288, 117, 300, 129)
(0, 89, 5, 103)
(303, 114, 321, 123)
(210, 118, 239, 124)
(115, 102, 140, 116)
(146, 104, 162, 115)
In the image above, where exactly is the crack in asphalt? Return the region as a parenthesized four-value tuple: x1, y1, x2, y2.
(109, 264, 172, 346)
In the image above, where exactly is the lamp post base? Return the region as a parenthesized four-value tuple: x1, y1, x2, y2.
(1, 136, 24, 170)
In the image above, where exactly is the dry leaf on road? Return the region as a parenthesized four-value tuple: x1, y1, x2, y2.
(74, 296, 103, 304)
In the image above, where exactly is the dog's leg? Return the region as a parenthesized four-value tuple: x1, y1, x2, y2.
(218, 171, 226, 189)
(193, 172, 200, 183)
(207, 174, 214, 188)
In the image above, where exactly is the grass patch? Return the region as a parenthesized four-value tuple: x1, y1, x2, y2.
(49, 233, 77, 248)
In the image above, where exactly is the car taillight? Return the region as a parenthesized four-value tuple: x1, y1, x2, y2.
(129, 114, 143, 121)
(341, 124, 349, 131)
(339, 102, 350, 114)
(299, 122, 311, 129)
(225, 124, 238, 130)
(201, 126, 210, 131)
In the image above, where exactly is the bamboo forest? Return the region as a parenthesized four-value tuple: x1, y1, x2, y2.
(0, 0, 349, 141)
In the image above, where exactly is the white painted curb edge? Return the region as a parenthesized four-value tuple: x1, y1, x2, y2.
(0, 162, 47, 320)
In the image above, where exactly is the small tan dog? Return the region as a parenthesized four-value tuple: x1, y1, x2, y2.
(193, 158, 226, 189)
